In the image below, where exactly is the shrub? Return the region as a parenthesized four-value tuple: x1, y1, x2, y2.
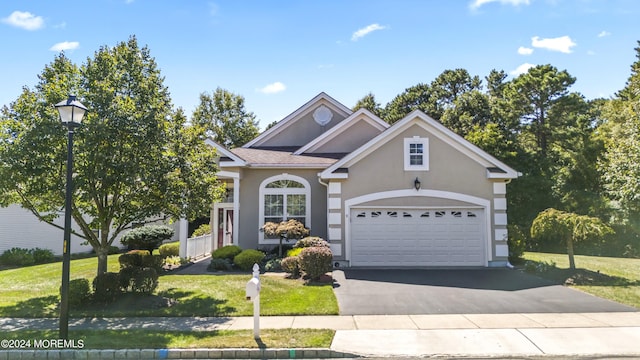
(119, 267, 158, 294)
(121, 225, 174, 253)
(287, 247, 303, 258)
(119, 251, 162, 271)
(507, 225, 527, 264)
(208, 258, 233, 272)
(32, 248, 55, 264)
(118, 266, 138, 292)
(191, 223, 211, 237)
(280, 256, 300, 278)
(159, 242, 180, 257)
(119, 253, 144, 269)
(93, 272, 121, 303)
(68, 278, 91, 307)
(211, 245, 242, 261)
(264, 258, 282, 272)
(233, 249, 266, 271)
(0, 248, 35, 266)
(108, 246, 121, 255)
(299, 246, 333, 281)
(133, 267, 158, 294)
(294, 236, 330, 249)
(163, 255, 182, 267)
(141, 254, 164, 273)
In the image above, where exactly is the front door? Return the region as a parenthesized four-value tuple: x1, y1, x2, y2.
(217, 207, 234, 248)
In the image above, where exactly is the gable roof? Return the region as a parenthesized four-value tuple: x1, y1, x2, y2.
(320, 110, 521, 180)
(293, 108, 389, 155)
(204, 138, 246, 167)
(243, 92, 353, 148)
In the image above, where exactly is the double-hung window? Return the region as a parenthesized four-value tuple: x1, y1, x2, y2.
(404, 137, 429, 171)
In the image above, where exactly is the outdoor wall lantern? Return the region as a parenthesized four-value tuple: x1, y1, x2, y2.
(54, 94, 87, 340)
(414, 177, 421, 191)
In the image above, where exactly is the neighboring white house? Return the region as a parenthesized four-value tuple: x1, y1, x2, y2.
(0, 204, 182, 255)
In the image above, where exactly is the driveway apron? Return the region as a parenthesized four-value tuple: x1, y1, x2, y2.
(332, 268, 637, 315)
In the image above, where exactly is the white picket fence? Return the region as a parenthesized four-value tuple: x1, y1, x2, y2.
(185, 234, 212, 259)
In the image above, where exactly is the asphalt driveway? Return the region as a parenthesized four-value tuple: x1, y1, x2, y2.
(332, 268, 637, 315)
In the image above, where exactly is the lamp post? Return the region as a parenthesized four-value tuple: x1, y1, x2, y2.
(55, 95, 87, 340)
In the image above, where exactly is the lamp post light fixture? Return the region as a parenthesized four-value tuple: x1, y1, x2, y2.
(54, 95, 87, 340)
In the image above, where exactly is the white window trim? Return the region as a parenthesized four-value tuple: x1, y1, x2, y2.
(404, 137, 429, 171)
(258, 174, 311, 244)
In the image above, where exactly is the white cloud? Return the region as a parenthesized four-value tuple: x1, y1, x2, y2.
(597, 30, 611, 38)
(470, 0, 530, 10)
(510, 63, 535, 76)
(208, 2, 219, 16)
(517, 46, 533, 55)
(1, 11, 44, 30)
(49, 41, 80, 52)
(351, 23, 387, 41)
(258, 82, 286, 94)
(531, 35, 576, 53)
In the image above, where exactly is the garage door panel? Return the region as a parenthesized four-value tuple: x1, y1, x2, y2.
(351, 208, 485, 267)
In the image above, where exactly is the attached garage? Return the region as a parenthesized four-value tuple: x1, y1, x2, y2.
(349, 208, 486, 267)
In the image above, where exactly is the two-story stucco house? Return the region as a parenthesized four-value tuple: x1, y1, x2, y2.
(202, 92, 520, 267)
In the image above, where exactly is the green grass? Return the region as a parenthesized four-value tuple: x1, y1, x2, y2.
(0, 255, 338, 317)
(523, 251, 640, 309)
(2, 329, 335, 349)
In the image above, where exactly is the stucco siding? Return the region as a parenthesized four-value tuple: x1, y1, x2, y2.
(258, 100, 348, 148)
(343, 124, 493, 200)
(237, 168, 328, 249)
(308, 120, 384, 154)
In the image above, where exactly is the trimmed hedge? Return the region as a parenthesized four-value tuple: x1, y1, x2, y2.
(299, 246, 333, 280)
(68, 278, 91, 307)
(119, 252, 163, 273)
(121, 225, 174, 252)
(159, 242, 180, 257)
(92, 272, 121, 303)
(0, 247, 55, 266)
(208, 258, 233, 271)
(233, 249, 265, 271)
(191, 223, 211, 237)
(281, 256, 300, 277)
(212, 245, 242, 261)
(294, 236, 330, 249)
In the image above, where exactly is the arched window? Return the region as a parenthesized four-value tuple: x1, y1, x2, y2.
(259, 174, 311, 242)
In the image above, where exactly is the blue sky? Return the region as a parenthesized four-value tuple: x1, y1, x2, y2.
(1, 0, 639, 129)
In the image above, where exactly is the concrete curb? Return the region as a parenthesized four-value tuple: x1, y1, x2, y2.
(2, 348, 360, 359)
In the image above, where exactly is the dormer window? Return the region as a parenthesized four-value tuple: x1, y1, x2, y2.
(404, 137, 429, 171)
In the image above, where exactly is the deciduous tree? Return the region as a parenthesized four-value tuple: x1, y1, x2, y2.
(191, 88, 260, 148)
(0, 37, 224, 276)
(531, 208, 613, 269)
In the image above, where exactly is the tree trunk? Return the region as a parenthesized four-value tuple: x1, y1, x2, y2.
(566, 237, 576, 270)
(96, 247, 109, 276)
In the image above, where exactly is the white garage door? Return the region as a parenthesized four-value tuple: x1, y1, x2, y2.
(350, 208, 485, 267)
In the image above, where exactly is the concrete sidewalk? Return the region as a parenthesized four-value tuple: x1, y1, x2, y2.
(3, 312, 640, 358)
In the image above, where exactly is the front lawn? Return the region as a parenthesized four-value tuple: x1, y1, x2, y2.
(0, 255, 338, 317)
(523, 252, 640, 309)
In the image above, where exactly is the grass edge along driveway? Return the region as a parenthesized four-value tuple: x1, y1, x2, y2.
(523, 251, 640, 309)
(0, 255, 339, 318)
